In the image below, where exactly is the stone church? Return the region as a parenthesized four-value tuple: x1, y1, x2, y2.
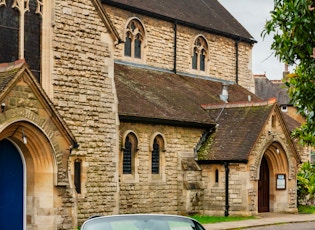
(0, 0, 302, 229)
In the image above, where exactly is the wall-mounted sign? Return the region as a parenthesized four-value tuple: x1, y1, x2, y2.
(276, 174, 286, 190)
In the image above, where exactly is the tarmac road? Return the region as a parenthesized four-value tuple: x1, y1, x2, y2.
(244, 221, 315, 230)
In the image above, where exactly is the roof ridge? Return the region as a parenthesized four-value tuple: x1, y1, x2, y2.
(201, 97, 277, 109)
(0, 59, 26, 72)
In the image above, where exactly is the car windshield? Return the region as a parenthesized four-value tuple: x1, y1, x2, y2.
(81, 215, 205, 230)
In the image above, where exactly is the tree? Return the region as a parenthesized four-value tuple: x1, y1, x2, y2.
(263, 0, 315, 146)
(297, 162, 315, 205)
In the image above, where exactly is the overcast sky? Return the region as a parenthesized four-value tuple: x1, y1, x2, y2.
(218, 0, 285, 80)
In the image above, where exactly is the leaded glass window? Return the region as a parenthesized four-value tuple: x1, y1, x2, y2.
(152, 138, 160, 174)
(124, 19, 144, 59)
(0, 0, 42, 82)
(134, 34, 141, 58)
(124, 33, 132, 57)
(192, 36, 208, 72)
(123, 136, 132, 174)
(192, 48, 198, 70)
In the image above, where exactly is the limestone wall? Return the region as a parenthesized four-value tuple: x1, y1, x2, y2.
(104, 5, 255, 92)
(119, 122, 204, 214)
(51, 0, 119, 228)
(201, 163, 251, 216)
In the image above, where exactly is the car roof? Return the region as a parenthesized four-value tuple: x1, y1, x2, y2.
(81, 213, 203, 227)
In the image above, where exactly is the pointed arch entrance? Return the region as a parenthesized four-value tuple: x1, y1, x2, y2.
(0, 117, 75, 229)
(258, 141, 290, 213)
(0, 139, 24, 229)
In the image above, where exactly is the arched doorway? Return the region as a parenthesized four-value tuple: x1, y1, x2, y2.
(0, 139, 24, 229)
(258, 156, 269, 212)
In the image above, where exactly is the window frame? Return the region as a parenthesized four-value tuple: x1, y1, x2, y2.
(150, 133, 166, 181)
(191, 35, 209, 73)
(121, 131, 139, 182)
(123, 18, 146, 63)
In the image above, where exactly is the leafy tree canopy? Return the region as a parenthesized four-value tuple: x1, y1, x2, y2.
(263, 0, 315, 146)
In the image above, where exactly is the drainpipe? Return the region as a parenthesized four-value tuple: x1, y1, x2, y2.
(173, 21, 177, 73)
(235, 40, 239, 84)
(224, 162, 230, 217)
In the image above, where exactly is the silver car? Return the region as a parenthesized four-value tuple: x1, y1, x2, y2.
(81, 214, 206, 230)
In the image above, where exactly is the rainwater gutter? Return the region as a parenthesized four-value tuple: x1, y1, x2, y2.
(119, 115, 214, 129)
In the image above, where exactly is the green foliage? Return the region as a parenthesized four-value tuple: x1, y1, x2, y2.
(297, 162, 315, 205)
(298, 205, 315, 213)
(191, 215, 255, 224)
(263, 0, 315, 146)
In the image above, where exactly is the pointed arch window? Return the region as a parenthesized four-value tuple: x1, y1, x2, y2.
(123, 133, 138, 174)
(151, 135, 165, 175)
(192, 36, 208, 72)
(152, 138, 160, 174)
(0, 0, 42, 82)
(124, 19, 144, 60)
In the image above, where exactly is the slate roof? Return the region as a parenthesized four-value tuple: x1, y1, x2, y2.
(199, 100, 276, 161)
(115, 63, 262, 127)
(101, 0, 254, 43)
(282, 112, 301, 132)
(254, 75, 290, 105)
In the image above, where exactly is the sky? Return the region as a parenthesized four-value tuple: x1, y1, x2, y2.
(218, 0, 285, 80)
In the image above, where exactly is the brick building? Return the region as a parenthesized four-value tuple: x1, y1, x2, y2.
(0, 0, 301, 229)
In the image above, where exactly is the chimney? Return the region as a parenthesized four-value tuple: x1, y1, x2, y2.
(283, 63, 289, 79)
(220, 82, 229, 103)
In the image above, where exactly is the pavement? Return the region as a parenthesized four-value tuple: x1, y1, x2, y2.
(203, 213, 315, 230)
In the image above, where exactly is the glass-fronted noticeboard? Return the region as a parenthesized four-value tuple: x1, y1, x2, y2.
(276, 174, 286, 190)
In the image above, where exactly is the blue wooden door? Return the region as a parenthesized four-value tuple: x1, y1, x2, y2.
(0, 139, 24, 229)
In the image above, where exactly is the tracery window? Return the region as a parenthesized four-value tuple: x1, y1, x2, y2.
(124, 19, 145, 59)
(0, 0, 42, 82)
(192, 36, 208, 71)
(122, 133, 138, 174)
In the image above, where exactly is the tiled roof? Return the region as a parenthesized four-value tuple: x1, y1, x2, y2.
(0, 60, 78, 147)
(115, 63, 262, 126)
(0, 60, 25, 93)
(199, 101, 275, 161)
(102, 0, 254, 42)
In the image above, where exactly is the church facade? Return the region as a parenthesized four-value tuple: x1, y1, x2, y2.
(0, 0, 301, 229)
